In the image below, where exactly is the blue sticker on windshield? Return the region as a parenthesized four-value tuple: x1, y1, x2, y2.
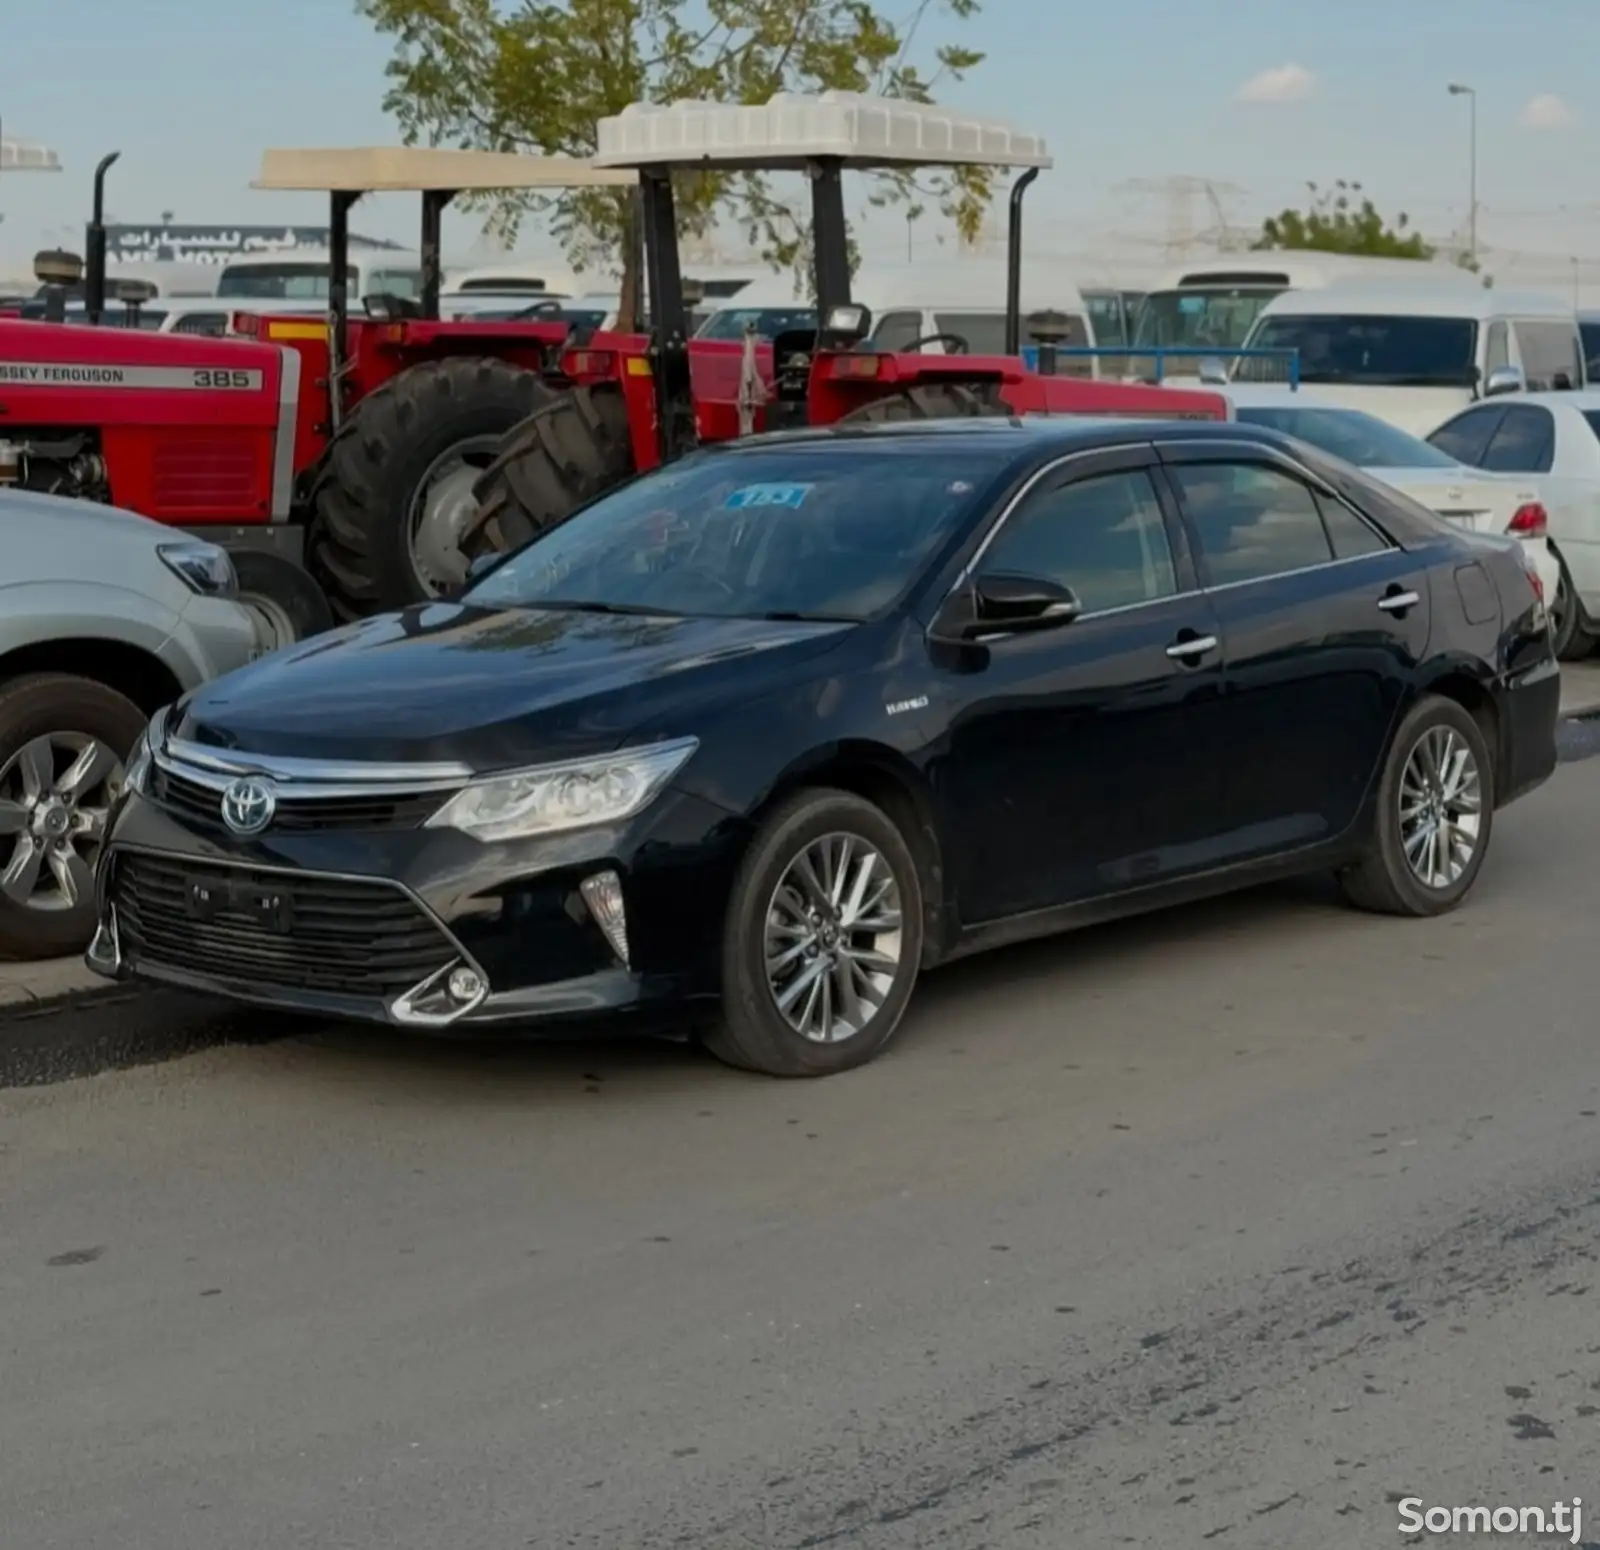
(724, 482, 813, 510)
(1178, 295, 1207, 314)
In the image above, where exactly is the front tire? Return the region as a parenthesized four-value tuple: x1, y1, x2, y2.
(231, 550, 334, 651)
(1339, 694, 1494, 917)
(704, 788, 925, 1077)
(0, 673, 145, 960)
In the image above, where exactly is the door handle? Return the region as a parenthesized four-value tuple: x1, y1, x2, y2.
(1377, 590, 1421, 613)
(1165, 633, 1219, 661)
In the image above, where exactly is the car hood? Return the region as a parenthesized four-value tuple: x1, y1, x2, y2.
(171, 602, 854, 769)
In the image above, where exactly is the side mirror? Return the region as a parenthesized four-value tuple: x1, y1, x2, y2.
(931, 573, 1082, 642)
(1197, 356, 1229, 386)
(1483, 364, 1525, 398)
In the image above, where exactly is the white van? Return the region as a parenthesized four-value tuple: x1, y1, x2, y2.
(1238, 280, 1586, 436)
(1131, 256, 1478, 369)
(215, 248, 426, 302)
(859, 262, 1094, 365)
(442, 261, 579, 297)
(693, 261, 1095, 365)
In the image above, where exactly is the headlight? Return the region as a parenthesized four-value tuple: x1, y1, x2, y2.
(158, 540, 239, 598)
(122, 705, 167, 796)
(425, 738, 698, 843)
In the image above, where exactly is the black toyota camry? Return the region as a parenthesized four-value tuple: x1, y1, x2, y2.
(88, 418, 1560, 1077)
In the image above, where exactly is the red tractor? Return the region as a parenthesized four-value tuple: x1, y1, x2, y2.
(0, 147, 636, 639)
(471, 92, 1232, 542)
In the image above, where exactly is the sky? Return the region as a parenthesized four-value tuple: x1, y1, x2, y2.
(2, 0, 1598, 282)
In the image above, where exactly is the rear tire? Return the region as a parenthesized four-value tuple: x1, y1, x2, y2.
(703, 788, 925, 1078)
(471, 384, 634, 550)
(309, 357, 555, 621)
(836, 381, 1010, 424)
(231, 550, 333, 651)
(1339, 694, 1494, 918)
(0, 673, 146, 961)
(1550, 555, 1593, 661)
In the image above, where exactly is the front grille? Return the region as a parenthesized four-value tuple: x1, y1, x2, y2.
(150, 764, 449, 832)
(111, 852, 457, 998)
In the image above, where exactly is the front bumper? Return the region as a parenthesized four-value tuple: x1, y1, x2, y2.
(88, 785, 750, 1031)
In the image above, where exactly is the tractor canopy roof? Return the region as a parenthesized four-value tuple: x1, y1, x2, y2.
(252, 146, 636, 194)
(592, 91, 1052, 173)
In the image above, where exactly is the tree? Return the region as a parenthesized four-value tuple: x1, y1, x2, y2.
(357, 0, 990, 324)
(1252, 180, 1435, 260)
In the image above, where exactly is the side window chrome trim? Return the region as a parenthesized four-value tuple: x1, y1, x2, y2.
(1196, 547, 1401, 599)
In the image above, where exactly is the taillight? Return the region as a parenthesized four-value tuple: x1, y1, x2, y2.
(230, 311, 260, 337)
(1508, 501, 1549, 538)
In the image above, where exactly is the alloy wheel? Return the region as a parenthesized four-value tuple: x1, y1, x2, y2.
(0, 733, 123, 912)
(1398, 725, 1483, 891)
(763, 832, 904, 1043)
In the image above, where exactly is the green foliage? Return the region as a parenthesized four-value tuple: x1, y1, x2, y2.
(1253, 180, 1435, 260)
(357, 0, 991, 302)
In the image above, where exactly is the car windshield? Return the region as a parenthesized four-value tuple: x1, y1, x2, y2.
(1244, 314, 1478, 386)
(465, 444, 1009, 623)
(696, 306, 817, 341)
(1132, 287, 1281, 350)
(1233, 405, 1461, 468)
(1582, 411, 1600, 444)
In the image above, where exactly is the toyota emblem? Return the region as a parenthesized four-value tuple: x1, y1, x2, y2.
(220, 776, 276, 836)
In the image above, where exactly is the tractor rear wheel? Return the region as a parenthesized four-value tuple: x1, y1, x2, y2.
(308, 357, 555, 621)
(471, 384, 634, 551)
(836, 381, 1010, 424)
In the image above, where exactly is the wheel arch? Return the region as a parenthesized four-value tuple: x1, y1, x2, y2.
(1413, 662, 1501, 787)
(747, 739, 950, 965)
(0, 637, 182, 716)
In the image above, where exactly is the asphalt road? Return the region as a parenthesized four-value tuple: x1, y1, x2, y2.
(8, 753, 1600, 1549)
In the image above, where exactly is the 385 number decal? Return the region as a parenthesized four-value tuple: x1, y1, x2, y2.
(191, 369, 257, 390)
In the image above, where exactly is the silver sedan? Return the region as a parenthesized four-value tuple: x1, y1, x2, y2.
(0, 488, 261, 959)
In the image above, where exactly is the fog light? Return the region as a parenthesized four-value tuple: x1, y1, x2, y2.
(579, 870, 629, 967)
(447, 966, 485, 1003)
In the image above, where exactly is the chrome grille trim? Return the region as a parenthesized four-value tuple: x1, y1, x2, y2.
(161, 734, 473, 787)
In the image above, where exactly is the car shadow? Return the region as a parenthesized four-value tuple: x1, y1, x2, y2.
(248, 871, 1354, 1096)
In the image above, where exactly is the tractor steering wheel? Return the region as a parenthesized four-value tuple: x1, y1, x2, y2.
(900, 332, 971, 355)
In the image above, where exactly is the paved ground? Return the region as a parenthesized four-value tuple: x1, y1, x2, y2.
(6, 745, 1600, 1547)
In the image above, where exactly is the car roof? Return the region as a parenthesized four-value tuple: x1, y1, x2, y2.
(1256, 279, 1574, 321)
(1512, 388, 1600, 409)
(713, 415, 1296, 463)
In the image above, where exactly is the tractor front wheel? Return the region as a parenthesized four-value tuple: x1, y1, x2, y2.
(309, 358, 555, 621)
(471, 385, 634, 551)
(836, 381, 1010, 424)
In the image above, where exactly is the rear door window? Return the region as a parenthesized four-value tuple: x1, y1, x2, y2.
(1480, 405, 1556, 473)
(1167, 462, 1336, 586)
(1427, 406, 1507, 466)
